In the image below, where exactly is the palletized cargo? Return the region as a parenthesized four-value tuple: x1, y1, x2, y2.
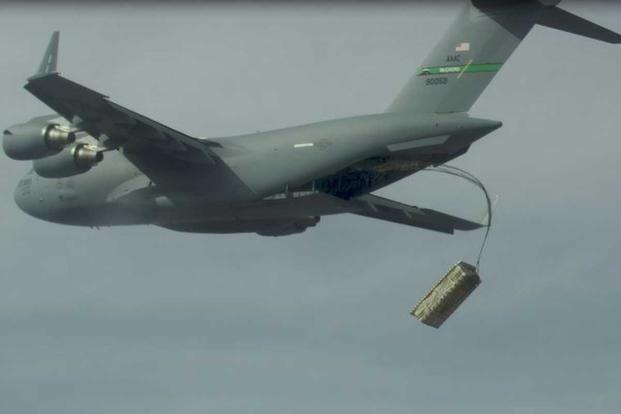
(412, 261, 481, 328)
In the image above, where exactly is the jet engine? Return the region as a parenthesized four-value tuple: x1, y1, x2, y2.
(33, 143, 103, 178)
(3, 117, 76, 160)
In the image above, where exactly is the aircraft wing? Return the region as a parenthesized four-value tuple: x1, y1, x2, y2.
(24, 32, 221, 171)
(352, 194, 483, 234)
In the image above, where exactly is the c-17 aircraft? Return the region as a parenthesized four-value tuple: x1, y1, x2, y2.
(4, 1, 620, 237)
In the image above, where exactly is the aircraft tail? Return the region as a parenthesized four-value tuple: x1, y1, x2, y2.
(387, 1, 621, 114)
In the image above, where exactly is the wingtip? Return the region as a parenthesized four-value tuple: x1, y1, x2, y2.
(34, 31, 60, 78)
(598, 31, 621, 44)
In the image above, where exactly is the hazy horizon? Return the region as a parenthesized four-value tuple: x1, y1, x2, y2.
(1, 2, 620, 413)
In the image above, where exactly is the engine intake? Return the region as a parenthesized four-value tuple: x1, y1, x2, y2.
(3, 117, 76, 160)
(33, 143, 103, 178)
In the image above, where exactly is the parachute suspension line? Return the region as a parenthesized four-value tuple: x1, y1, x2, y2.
(422, 165, 493, 272)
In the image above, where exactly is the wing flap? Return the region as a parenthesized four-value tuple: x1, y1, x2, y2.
(106, 100, 221, 156)
(353, 194, 483, 234)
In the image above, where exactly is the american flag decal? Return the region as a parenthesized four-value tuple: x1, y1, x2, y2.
(455, 42, 471, 52)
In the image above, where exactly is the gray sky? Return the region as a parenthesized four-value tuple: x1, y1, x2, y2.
(1, 2, 620, 414)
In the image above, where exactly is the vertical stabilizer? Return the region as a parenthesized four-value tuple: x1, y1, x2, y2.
(387, 1, 545, 114)
(387, 1, 621, 114)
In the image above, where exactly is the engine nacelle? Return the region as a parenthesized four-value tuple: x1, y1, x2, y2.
(33, 143, 103, 178)
(3, 117, 76, 160)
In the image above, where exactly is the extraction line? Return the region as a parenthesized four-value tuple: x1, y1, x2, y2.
(422, 165, 493, 271)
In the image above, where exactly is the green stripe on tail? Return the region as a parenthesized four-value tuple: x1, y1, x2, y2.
(417, 63, 504, 77)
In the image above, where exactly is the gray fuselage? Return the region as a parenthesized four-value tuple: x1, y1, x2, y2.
(14, 112, 500, 235)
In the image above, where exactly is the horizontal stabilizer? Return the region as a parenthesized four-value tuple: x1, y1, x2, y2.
(538, 7, 621, 44)
(352, 194, 483, 234)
